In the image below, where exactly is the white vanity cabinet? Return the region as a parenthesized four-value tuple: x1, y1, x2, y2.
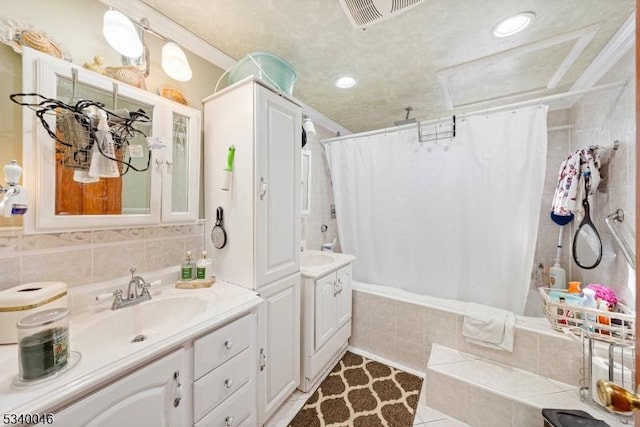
(193, 312, 257, 427)
(22, 49, 201, 233)
(203, 79, 301, 425)
(50, 349, 188, 427)
(301, 260, 353, 392)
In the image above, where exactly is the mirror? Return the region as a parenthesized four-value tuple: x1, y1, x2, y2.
(572, 197, 603, 269)
(55, 74, 153, 216)
(301, 149, 311, 215)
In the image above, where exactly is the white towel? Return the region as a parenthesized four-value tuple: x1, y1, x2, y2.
(462, 302, 515, 352)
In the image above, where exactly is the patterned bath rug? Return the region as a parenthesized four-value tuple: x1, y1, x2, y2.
(289, 351, 423, 427)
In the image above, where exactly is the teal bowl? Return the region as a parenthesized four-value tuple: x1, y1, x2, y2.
(228, 51, 298, 95)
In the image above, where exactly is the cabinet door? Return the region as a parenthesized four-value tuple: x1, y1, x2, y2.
(159, 103, 201, 222)
(335, 265, 352, 327)
(257, 274, 300, 424)
(314, 274, 338, 351)
(254, 85, 301, 288)
(52, 349, 186, 427)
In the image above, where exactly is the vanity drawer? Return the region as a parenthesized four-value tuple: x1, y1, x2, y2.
(194, 347, 253, 421)
(194, 382, 254, 427)
(194, 313, 252, 380)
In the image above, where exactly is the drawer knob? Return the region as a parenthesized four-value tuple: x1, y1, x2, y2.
(225, 416, 235, 426)
(225, 378, 234, 388)
(224, 340, 233, 350)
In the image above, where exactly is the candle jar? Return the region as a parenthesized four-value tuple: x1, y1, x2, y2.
(16, 308, 70, 381)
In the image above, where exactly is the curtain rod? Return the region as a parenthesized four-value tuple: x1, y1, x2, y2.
(322, 79, 628, 144)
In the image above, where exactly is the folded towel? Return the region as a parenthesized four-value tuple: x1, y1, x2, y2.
(462, 302, 515, 352)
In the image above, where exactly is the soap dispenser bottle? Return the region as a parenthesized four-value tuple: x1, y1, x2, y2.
(181, 251, 194, 281)
(196, 251, 212, 280)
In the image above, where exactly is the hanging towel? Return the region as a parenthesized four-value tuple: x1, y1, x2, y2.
(551, 147, 602, 222)
(462, 302, 515, 352)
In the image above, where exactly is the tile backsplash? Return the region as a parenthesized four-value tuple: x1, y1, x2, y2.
(0, 223, 204, 291)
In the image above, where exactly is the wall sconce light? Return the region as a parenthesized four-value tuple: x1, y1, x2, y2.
(102, 9, 144, 58)
(162, 40, 193, 82)
(102, 9, 193, 82)
(302, 115, 316, 136)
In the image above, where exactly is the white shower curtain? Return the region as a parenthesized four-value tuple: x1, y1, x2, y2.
(326, 105, 548, 314)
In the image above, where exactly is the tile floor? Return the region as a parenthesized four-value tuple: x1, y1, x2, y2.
(265, 376, 470, 427)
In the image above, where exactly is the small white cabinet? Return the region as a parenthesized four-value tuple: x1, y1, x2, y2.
(51, 349, 188, 427)
(301, 260, 353, 392)
(258, 275, 300, 423)
(22, 49, 201, 233)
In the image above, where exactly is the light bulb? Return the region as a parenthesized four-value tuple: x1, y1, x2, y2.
(303, 117, 316, 135)
(162, 41, 193, 82)
(103, 9, 144, 58)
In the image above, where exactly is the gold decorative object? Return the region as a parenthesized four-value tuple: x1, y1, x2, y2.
(0, 19, 71, 61)
(83, 56, 105, 74)
(104, 66, 147, 89)
(158, 86, 189, 106)
(597, 379, 640, 414)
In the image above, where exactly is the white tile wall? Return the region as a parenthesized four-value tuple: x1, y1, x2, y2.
(0, 222, 204, 291)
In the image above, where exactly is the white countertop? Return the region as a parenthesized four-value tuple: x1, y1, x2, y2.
(0, 278, 262, 416)
(300, 250, 355, 279)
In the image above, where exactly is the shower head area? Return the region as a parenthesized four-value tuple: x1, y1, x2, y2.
(394, 106, 417, 126)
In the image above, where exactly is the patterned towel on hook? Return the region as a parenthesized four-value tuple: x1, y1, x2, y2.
(551, 147, 601, 221)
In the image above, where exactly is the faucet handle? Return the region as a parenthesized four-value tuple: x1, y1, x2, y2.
(130, 267, 136, 277)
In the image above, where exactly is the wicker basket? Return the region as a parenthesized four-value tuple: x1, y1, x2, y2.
(539, 287, 635, 345)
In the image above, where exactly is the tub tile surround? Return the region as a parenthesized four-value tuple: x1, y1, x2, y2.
(352, 289, 585, 387)
(0, 222, 205, 291)
(350, 287, 631, 426)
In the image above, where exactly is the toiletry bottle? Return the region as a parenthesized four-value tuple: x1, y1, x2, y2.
(549, 260, 566, 289)
(582, 288, 597, 328)
(567, 281, 581, 293)
(597, 300, 611, 336)
(196, 251, 212, 280)
(181, 251, 194, 281)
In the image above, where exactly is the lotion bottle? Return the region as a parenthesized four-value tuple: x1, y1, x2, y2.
(549, 259, 566, 289)
(196, 251, 212, 280)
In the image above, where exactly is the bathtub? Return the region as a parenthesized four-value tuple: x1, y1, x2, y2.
(350, 280, 584, 387)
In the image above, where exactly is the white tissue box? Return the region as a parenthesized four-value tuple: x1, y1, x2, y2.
(0, 282, 68, 344)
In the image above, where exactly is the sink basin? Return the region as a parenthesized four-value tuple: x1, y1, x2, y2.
(301, 252, 336, 267)
(73, 295, 211, 348)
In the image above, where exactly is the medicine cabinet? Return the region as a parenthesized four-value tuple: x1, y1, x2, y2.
(21, 48, 200, 233)
(301, 150, 311, 215)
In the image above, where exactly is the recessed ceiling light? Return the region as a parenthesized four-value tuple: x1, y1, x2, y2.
(335, 76, 357, 88)
(492, 12, 535, 38)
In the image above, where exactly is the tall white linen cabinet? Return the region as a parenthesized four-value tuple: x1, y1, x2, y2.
(203, 78, 302, 426)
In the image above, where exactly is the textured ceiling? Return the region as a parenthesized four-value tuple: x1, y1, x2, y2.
(141, 0, 634, 133)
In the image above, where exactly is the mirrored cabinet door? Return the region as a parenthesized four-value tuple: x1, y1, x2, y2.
(301, 150, 311, 215)
(160, 105, 201, 222)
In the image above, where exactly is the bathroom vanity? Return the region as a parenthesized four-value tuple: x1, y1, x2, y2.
(300, 250, 355, 392)
(0, 277, 262, 427)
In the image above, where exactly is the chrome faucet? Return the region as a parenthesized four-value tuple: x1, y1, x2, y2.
(111, 268, 152, 310)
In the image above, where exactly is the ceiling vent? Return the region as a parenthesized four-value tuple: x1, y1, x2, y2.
(339, 0, 425, 29)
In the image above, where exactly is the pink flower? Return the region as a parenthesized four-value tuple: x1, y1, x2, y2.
(585, 284, 618, 308)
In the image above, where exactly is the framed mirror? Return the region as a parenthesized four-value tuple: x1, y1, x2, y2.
(572, 197, 603, 269)
(301, 149, 311, 215)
